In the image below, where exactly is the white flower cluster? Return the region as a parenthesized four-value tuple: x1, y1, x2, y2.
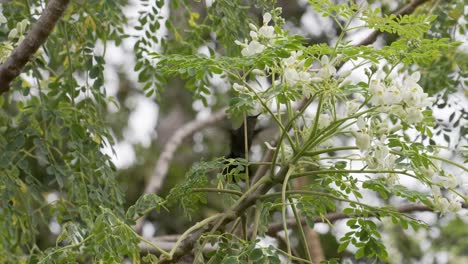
(422, 167, 464, 214)
(0, 15, 29, 63)
(235, 13, 276, 57)
(369, 71, 434, 124)
(281, 51, 311, 87)
(431, 186, 463, 215)
(315, 55, 337, 80)
(7, 19, 29, 41)
(235, 13, 339, 99)
(280, 54, 337, 97)
(353, 117, 399, 184)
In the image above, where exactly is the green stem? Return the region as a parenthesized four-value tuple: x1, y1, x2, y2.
(251, 201, 263, 241)
(262, 190, 379, 211)
(282, 165, 295, 262)
(270, 96, 317, 179)
(243, 113, 250, 189)
(428, 155, 468, 172)
(275, 247, 314, 264)
(288, 197, 312, 263)
(290, 169, 417, 180)
(169, 213, 223, 258)
(39, 235, 93, 263)
(293, 107, 377, 162)
(305, 146, 359, 157)
(309, 94, 324, 142)
(192, 188, 243, 197)
(137, 233, 172, 257)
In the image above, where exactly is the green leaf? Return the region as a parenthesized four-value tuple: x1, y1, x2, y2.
(355, 247, 365, 259)
(338, 240, 350, 252)
(126, 194, 165, 221)
(249, 248, 263, 261)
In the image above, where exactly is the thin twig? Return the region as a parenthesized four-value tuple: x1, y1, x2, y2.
(0, 0, 71, 93)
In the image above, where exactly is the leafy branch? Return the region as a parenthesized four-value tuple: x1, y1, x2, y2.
(0, 0, 70, 93)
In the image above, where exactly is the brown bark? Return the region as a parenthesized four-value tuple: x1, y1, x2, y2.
(0, 0, 70, 94)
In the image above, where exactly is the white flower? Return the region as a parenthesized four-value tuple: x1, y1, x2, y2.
(318, 114, 332, 129)
(250, 31, 258, 39)
(251, 69, 265, 76)
(368, 71, 434, 122)
(283, 68, 311, 86)
(344, 100, 359, 116)
(248, 23, 258, 31)
(388, 105, 405, 117)
(405, 107, 424, 124)
(384, 153, 397, 170)
(400, 72, 434, 108)
(316, 56, 336, 79)
(365, 155, 379, 169)
(448, 200, 462, 213)
(241, 40, 265, 56)
(263, 13, 272, 24)
(284, 68, 299, 84)
(354, 132, 371, 151)
(386, 172, 399, 185)
(375, 121, 389, 137)
(237, 12, 277, 56)
(282, 51, 311, 87)
(356, 116, 366, 130)
(0, 13, 6, 24)
(8, 28, 18, 40)
(283, 51, 304, 67)
(401, 85, 424, 105)
(365, 143, 395, 170)
(369, 79, 386, 105)
(374, 144, 389, 161)
(233, 83, 248, 93)
(433, 173, 460, 189)
(383, 86, 401, 105)
(258, 25, 275, 39)
(430, 186, 462, 215)
(236, 12, 278, 57)
(421, 167, 436, 178)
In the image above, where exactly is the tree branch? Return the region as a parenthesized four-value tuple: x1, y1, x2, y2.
(357, 0, 429, 46)
(143, 203, 468, 254)
(266, 203, 468, 236)
(134, 108, 228, 233)
(0, 0, 70, 94)
(145, 107, 228, 195)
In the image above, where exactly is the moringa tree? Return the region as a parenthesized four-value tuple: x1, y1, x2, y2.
(0, 0, 467, 263)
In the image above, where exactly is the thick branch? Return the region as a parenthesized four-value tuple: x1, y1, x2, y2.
(357, 0, 429, 46)
(134, 108, 228, 233)
(266, 203, 468, 236)
(0, 0, 70, 94)
(145, 108, 228, 195)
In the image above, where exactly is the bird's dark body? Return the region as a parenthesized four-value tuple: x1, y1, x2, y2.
(225, 115, 259, 180)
